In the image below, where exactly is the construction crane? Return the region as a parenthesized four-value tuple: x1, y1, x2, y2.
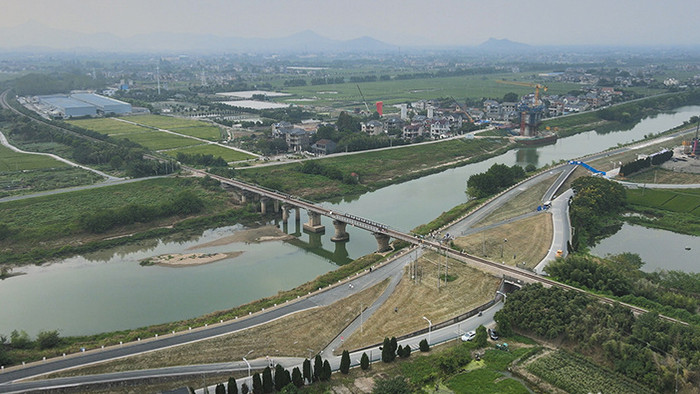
(356, 84, 371, 114)
(495, 80, 548, 106)
(450, 96, 474, 123)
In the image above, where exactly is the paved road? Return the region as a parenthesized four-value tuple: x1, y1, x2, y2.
(0, 130, 119, 181)
(0, 175, 167, 203)
(0, 247, 416, 388)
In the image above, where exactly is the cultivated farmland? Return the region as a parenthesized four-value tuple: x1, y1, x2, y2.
(120, 114, 207, 129)
(0, 144, 68, 171)
(169, 125, 222, 141)
(627, 188, 700, 216)
(164, 144, 255, 162)
(525, 350, 654, 394)
(117, 131, 200, 150)
(67, 118, 147, 136)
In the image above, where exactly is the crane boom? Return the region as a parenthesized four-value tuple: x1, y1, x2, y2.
(450, 96, 474, 123)
(495, 80, 548, 106)
(356, 84, 371, 113)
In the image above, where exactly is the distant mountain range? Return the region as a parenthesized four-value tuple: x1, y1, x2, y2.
(0, 21, 532, 54)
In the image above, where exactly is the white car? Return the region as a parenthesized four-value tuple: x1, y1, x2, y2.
(460, 330, 476, 342)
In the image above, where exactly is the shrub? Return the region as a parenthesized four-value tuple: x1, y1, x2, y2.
(361, 352, 370, 370)
(10, 330, 31, 349)
(340, 350, 350, 374)
(227, 377, 238, 394)
(36, 330, 61, 350)
(291, 367, 303, 388)
(419, 339, 430, 352)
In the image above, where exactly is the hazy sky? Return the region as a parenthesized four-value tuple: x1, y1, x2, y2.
(2, 0, 699, 46)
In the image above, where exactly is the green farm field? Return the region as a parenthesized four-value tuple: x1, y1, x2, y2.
(117, 131, 200, 150)
(164, 144, 255, 162)
(121, 114, 208, 129)
(627, 188, 700, 216)
(67, 118, 147, 135)
(525, 350, 653, 394)
(0, 144, 68, 171)
(237, 138, 507, 199)
(0, 177, 231, 242)
(170, 125, 222, 141)
(280, 73, 582, 108)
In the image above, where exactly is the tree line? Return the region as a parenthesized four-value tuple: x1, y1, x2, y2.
(619, 149, 673, 177)
(494, 283, 700, 391)
(176, 152, 228, 167)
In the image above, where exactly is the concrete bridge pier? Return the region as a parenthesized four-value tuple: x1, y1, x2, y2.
(373, 232, 391, 253)
(273, 200, 280, 213)
(303, 211, 325, 233)
(330, 220, 350, 242)
(333, 241, 350, 262)
(281, 206, 290, 223)
(307, 231, 323, 249)
(294, 207, 301, 223)
(260, 198, 267, 214)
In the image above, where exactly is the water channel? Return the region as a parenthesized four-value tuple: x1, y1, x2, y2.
(2, 106, 699, 337)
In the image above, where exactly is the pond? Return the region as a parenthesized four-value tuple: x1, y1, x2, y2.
(591, 223, 699, 273)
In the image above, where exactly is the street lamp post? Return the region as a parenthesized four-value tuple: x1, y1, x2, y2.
(423, 316, 432, 345)
(242, 349, 254, 377)
(500, 238, 508, 258)
(360, 304, 363, 334)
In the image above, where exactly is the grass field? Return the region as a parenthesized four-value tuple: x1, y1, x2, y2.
(624, 168, 700, 184)
(447, 360, 530, 394)
(474, 173, 557, 228)
(170, 125, 222, 141)
(67, 118, 148, 136)
(281, 72, 582, 108)
(122, 114, 209, 129)
(338, 253, 501, 353)
(237, 138, 507, 200)
(117, 131, 201, 150)
(453, 213, 552, 270)
(163, 144, 256, 162)
(0, 177, 232, 245)
(0, 144, 68, 171)
(46, 280, 390, 377)
(525, 349, 654, 394)
(627, 188, 700, 216)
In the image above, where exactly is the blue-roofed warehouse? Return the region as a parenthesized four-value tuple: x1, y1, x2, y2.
(39, 95, 96, 118)
(71, 93, 132, 115)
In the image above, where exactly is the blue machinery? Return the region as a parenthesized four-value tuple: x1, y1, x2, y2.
(568, 160, 606, 176)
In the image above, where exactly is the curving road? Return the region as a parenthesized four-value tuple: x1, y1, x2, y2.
(1, 95, 696, 391)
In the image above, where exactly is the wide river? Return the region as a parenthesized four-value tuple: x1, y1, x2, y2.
(2, 106, 699, 337)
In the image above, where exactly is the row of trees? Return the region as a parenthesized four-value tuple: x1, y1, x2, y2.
(0, 330, 61, 366)
(175, 152, 228, 167)
(80, 190, 205, 233)
(619, 149, 673, 177)
(466, 163, 527, 199)
(494, 283, 700, 391)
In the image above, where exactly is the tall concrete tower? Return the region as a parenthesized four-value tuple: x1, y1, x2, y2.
(400, 104, 408, 120)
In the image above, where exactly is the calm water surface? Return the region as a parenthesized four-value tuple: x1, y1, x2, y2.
(3, 105, 699, 336)
(591, 224, 699, 273)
